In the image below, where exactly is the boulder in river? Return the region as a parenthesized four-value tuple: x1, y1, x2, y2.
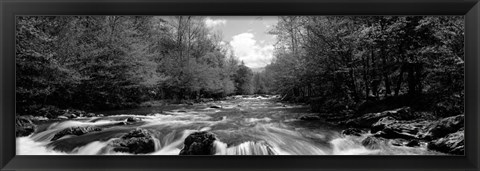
(390, 139, 408, 146)
(126, 117, 141, 122)
(51, 126, 102, 141)
(427, 129, 464, 155)
(210, 105, 222, 109)
(179, 131, 217, 155)
(422, 115, 464, 140)
(371, 116, 419, 140)
(62, 113, 77, 119)
(345, 107, 412, 128)
(16, 117, 37, 137)
(406, 139, 420, 147)
(111, 128, 156, 154)
(361, 136, 385, 150)
(57, 116, 69, 120)
(341, 128, 363, 136)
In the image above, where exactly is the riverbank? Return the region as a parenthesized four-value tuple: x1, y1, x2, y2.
(308, 106, 464, 155)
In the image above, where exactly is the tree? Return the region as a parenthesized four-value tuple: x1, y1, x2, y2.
(234, 61, 254, 95)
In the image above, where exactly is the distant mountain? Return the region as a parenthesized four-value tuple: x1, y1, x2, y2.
(250, 67, 265, 73)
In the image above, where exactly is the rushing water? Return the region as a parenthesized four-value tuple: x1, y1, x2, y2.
(16, 96, 443, 155)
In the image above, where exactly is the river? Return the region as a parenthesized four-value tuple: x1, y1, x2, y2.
(16, 95, 442, 155)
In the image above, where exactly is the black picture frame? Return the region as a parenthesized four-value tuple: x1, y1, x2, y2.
(1, 0, 479, 170)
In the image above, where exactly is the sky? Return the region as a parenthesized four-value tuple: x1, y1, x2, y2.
(204, 16, 278, 68)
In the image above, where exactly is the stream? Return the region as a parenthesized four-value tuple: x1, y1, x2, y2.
(16, 96, 442, 155)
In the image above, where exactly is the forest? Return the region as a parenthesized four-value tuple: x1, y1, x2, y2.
(262, 16, 464, 118)
(16, 16, 258, 115)
(17, 15, 464, 119)
(15, 16, 465, 156)
(17, 16, 464, 119)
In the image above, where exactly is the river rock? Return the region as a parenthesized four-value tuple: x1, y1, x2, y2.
(126, 117, 141, 122)
(370, 116, 419, 140)
(111, 128, 156, 154)
(210, 105, 221, 109)
(15, 117, 37, 137)
(345, 107, 412, 128)
(422, 115, 464, 140)
(390, 139, 408, 146)
(371, 116, 397, 133)
(406, 139, 420, 147)
(62, 113, 77, 119)
(179, 131, 217, 155)
(361, 136, 385, 150)
(51, 126, 102, 141)
(427, 129, 464, 155)
(341, 128, 363, 136)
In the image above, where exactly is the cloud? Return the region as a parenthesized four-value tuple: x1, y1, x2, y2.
(229, 33, 274, 68)
(205, 18, 227, 28)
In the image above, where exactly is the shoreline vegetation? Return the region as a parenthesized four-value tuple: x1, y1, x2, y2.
(16, 16, 464, 155)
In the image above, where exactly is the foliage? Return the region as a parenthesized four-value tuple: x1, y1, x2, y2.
(16, 16, 253, 114)
(264, 16, 464, 115)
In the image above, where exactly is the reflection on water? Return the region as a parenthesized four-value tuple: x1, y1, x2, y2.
(16, 96, 442, 155)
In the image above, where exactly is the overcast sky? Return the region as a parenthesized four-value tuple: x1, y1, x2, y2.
(204, 16, 278, 68)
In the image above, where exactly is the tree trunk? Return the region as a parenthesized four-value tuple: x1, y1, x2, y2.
(395, 64, 405, 96)
(407, 63, 416, 96)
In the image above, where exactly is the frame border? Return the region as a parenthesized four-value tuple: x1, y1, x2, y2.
(1, 0, 479, 170)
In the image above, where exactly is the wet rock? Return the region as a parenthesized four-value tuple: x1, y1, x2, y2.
(57, 116, 69, 120)
(111, 128, 156, 154)
(371, 116, 419, 140)
(427, 130, 464, 155)
(210, 105, 221, 109)
(180, 131, 217, 155)
(361, 136, 384, 150)
(406, 139, 420, 147)
(422, 115, 464, 140)
(115, 122, 127, 125)
(390, 139, 407, 146)
(62, 113, 77, 119)
(86, 113, 96, 117)
(51, 126, 102, 141)
(126, 117, 141, 122)
(16, 117, 37, 137)
(371, 116, 397, 133)
(341, 128, 363, 136)
(345, 107, 412, 128)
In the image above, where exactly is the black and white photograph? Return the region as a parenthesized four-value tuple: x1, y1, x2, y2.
(15, 16, 464, 155)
